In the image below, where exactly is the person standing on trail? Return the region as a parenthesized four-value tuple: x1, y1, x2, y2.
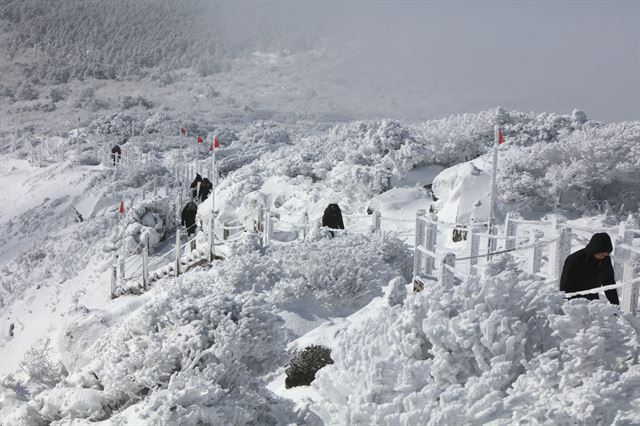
(198, 178, 213, 202)
(111, 144, 121, 166)
(560, 232, 619, 304)
(189, 174, 202, 200)
(322, 204, 345, 237)
(181, 201, 198, 237)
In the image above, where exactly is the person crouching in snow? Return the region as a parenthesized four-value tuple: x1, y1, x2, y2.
(322, 203, 345, 237)
(560, 232, 619, 304)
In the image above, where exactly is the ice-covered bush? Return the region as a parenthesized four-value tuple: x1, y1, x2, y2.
(268, 232, 413, 314)
(123, 197, 175, 250)
(310, 255, 640, 425)
(498, 121, 640, 213)
(16, 81, 40, 101)
(10, 274, 297, 424)
(19, 338, 66, 389)
(285, 345, 334, 388)
(119, 95, 152, 110)
(239, 120, 291, 145)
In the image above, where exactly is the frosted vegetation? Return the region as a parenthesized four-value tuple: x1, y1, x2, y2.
(1, 6, 639, 421)
(311, 256, 640, 425)
(1, 106, 638, 422)
(0, 0, 314, 82)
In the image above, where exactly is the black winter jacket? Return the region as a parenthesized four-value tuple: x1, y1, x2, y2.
(322, 204, 345, 230)
(181, 201, 198, 236)
(559, 232, 619, 304)
(198, 178, 212, 202)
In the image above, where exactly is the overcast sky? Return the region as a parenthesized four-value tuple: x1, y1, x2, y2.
(222, 0, 639, 122)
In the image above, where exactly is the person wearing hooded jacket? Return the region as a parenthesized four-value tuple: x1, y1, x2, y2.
(560, 232, 619, 304)
(181, 201, 198, 237)
(322, 204, 345, 237)
(189, 174, 202, 200)
(198, 178, 213, 202)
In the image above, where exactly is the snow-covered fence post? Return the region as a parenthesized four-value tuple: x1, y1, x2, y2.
(614, 216, 635, 281)
(439, 253, 456, 287)
(263, 209, 273, 247)
(174, 228, 181, 277)
(119, 206, 126, 282)
(527, 230, 542, 275)
(142, 236, 149, 290)
(110, 262, 117, 299)
(302, 212, 309, 241)
(141, 184, 147, 201)
(413, 209, 426, 279)
(621, 251, 638, 315)
(424, 213, 438, 276)
(504, 212, 516, 250)
(620, 214, 639, 314)
(371, 210, 381, 232)
(176, 195, 182, 227)
(466, 222, 481, 276)
(153, 175, 158, 198)
(551, 226, 572, 280)
(208, 213, 215, 262)
(256, 205, 264, 234)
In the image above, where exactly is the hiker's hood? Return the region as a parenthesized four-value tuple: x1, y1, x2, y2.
(585, 232, 613, 255)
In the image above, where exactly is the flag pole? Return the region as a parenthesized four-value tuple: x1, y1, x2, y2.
(208, 136, 217, 261)
(487, 125, 500, 259)
(120, 201, 126, 281)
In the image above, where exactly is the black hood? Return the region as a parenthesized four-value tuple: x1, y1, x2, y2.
(194, 174, 202, 182)
(585, 232, 613, 255)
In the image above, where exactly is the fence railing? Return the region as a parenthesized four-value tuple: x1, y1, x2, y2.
(413, 212, 640, 315)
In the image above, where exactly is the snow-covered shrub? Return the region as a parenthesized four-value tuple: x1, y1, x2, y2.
(19, 338, 66, 389)
(119, 95, 152, 110)
(269, 232, 413, 314)
(310, 255, 640, 425)
(384, 276, 407, 306)
(239, 120, 291, 145)
(87, 113, 134, 136)
(16, 81, 40, 101)
(504, 301, 640, 424)
(117, 161, 169, 189)
(48, 88, 66, 103)
(46, 277, 295, 424)
(123, 197, 175, 250)
(498, 121, 640, 214)
(285, 345, 334, 388)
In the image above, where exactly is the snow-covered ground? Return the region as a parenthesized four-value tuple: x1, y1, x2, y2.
(1, 32, 640, 424)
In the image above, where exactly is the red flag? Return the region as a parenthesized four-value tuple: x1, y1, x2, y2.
(180, 127, 186, 136)
(118, 201, 124, 214)
(209, 136, 220, 152)
(197, 136, 203, 144)
(498, 127, 505, 145)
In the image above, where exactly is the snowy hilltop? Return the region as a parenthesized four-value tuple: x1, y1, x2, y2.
(1, 103, 639, 424)
(1, 2, 640, 423)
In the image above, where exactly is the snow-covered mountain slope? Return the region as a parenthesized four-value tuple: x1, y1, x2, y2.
(1, 106, 638, 424)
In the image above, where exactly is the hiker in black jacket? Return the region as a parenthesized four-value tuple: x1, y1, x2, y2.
(198, 178, 213, 202)
(560, 232, 619, 304)
(111, 145, 121, 166)
(189, 174, 202, 200)
(322, 204, 345, 237)
(181, 201, 198, 237)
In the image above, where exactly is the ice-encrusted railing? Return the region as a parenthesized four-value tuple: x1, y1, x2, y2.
(413, 211, 640, 315)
